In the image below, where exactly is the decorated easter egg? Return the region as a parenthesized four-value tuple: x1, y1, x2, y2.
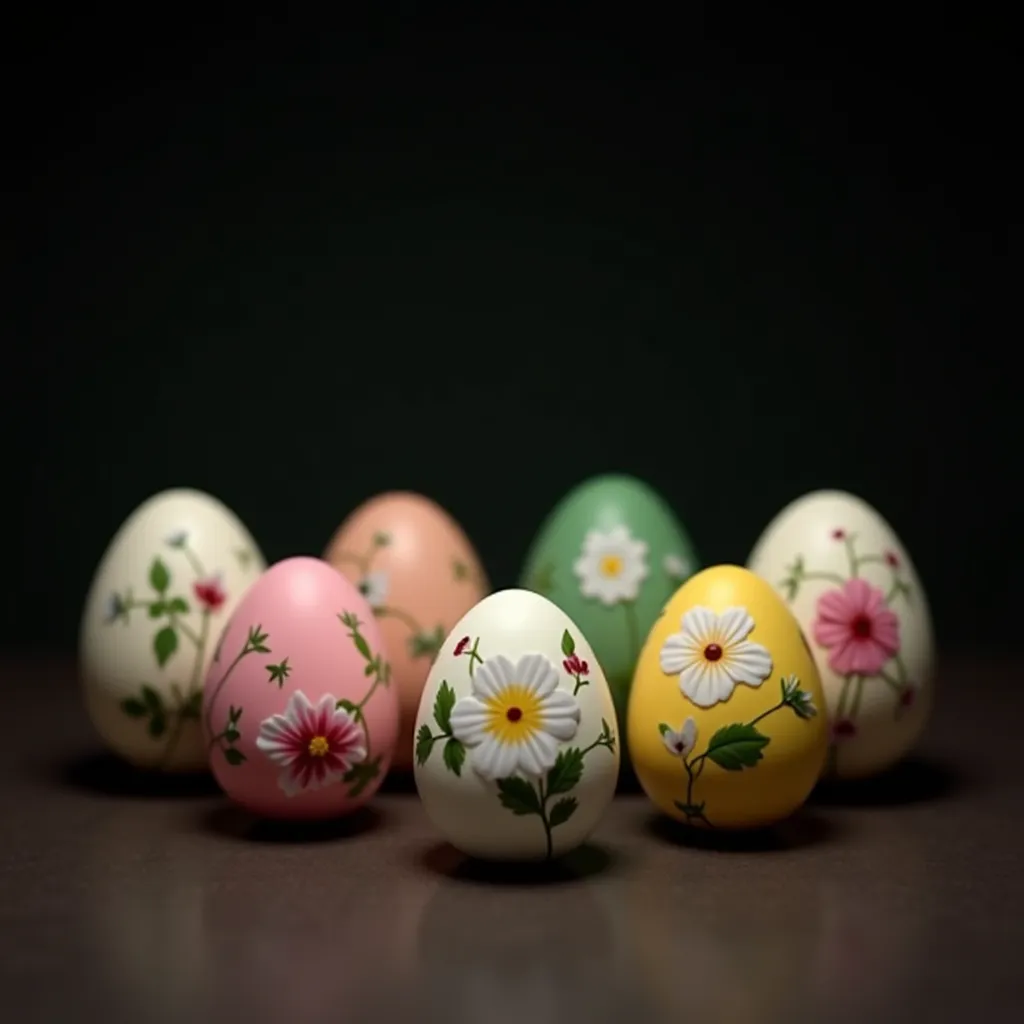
(324, 491, 489, 772)
(628, 565, 829, 830)
(746, 489, 935, 780)
(413, 588, 620, 861)
(79, 488, 266, 773)
(203, 556, 399, 819)
(518, 474, 700, 736)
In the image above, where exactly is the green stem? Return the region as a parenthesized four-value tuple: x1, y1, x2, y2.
(181, 545, 206, 578)
(159, 713, 187, 770)
(798, 571, 847, 586)
(351, 673, 387, 757)
(171, 614, 201, 647)
(877, 671, 902, 692)
(572, 672, 587, 696)
(375, 605, 422, 634)
(467, 638, 483, 677)
(847, 674, 865, 719)
(747, 699, 788, 728)
(334, 551, 370, 575)
(843, 536, 859, 578)
(892, 653, 907, 684)
(834, 674, 854, 719)
(622, 599, 640, 664)
(885, 579, 906, 604)
(204, 643, 256, 740)
(537, 778, 554, 860)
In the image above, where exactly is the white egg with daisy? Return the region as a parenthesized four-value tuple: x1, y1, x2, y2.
(412, 588, 620, 862)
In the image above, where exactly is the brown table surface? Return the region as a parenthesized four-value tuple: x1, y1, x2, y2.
(2, 654, 1021, 1023)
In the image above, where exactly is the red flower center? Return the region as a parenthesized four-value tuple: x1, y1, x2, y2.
(851, 614, 873, 638)
(506, 707, 523, 723)
(704, 643, 723, 662)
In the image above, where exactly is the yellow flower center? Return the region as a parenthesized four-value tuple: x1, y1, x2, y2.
(599, 554, 623, 577)
(308, 735, 330, 757)
(484, 684, 544, 745)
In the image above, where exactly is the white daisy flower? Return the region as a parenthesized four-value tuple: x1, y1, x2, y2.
(660, 606, 773, 709)
(663, 553, 693, 580)
(449, 653, 581, 780)
(357, 571, 389, 609)
(661, 718, 698, 758)
(573, 525, 649, 606)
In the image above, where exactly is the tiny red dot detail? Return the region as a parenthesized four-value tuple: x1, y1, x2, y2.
(704, 643, 723, 662)
(506, 707, 523, 723)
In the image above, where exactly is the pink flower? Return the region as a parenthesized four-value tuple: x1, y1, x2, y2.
(563, 653, 589, 677)
(454, 636, 470, 657)
(194, 577, 227, 611)
(255, 691, 367, 797)
(813, 578, 900, 676)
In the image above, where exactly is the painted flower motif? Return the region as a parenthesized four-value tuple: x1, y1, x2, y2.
(813, 578, 900, 677)
(662, 718, 698, 758)
(563, 653, 588, 677)
(573, 525, 649, 605)
(449, 653, 581, 780)
(104, 593, 126, 623)
(256, 691, 367, 797)
(454, 636, 471, 656)
(781, 674, 818, 719)
(193, 576, 227, 611)
(357, 571, 389, 609)
(663, 553, 693, 580)
(659, 606, 773, 709)
(165, 530, 188, 548)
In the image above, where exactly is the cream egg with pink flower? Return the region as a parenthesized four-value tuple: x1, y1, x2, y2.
(203, 556, 399, 819)
(746, 490, 936, 780)
(413, 588, 620, 862)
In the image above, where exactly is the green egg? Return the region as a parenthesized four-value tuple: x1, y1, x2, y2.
(519, 474, 701, 750)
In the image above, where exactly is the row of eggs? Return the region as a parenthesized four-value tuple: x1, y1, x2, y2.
(80, 480, 934, 859)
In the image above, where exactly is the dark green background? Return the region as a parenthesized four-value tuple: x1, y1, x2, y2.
(8, 15, 1013, 655)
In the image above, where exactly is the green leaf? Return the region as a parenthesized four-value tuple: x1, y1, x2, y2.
(546, 747, 584, 796)
(148, 714, 167, 738)
(549, 796, 578, 827)
(344, 756, 382, 797)
(121, 697, 148, 717)
(225, 728, 240, 742)
(337, 698, 359, 714)
(657, 722, 670, 736)
(561, 629, 575, 656)
(224, 747, 246, 766)
(149, 557, 170, 594)
(167, 597, 190, 614)
(704, 723, 770, 771)
(148, 601, 166, 619)
(433, 681, 456, 732)
(141, 685, 163, 711)
(496, 776, 542, 815)
(415, 725, 435, 765)
(674, 800, 706, 817)
(442, 738, 466, 776)
(350, 630, 371, 660)
(266, 659, 291, 687)
(153, 626, 178, 668)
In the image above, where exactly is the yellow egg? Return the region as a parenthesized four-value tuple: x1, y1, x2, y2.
(627, 565, 829, 830)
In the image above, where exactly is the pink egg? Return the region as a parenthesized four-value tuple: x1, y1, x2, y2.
(202, 556, 398, 819)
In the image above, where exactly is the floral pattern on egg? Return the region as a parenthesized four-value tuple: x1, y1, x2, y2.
(776, 528, 918, 773)
(655, 605, 819, 828)
(206, 611, 392, 800)
(104, 529, 259, 768)
(330, 528, 483, 660)
(415, 628, 617, 861)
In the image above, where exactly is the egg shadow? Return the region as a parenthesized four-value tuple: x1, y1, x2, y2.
(810, 754, 965, 808)
(417, 840, 618, 886)
(54, 750, 221, 799)
(646, 806, 839, 852)
(379, 769, 418, 794)
(199, 802, 384, 843)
